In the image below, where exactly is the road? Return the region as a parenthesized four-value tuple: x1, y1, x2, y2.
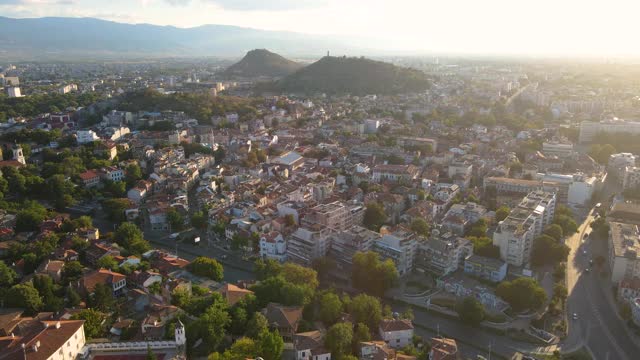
(562, 208, 640, 360)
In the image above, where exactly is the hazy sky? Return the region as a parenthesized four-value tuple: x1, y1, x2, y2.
(1, 0, 638, 55)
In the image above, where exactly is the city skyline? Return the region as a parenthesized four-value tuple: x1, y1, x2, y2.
(2, 0, 640, 56)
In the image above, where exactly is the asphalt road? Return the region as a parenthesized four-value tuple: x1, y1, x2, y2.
(563, 209, 640, 360)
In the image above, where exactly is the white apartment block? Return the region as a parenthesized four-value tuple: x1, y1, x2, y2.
(493, 190, 556, 267)
(623, 167, 640, 191)
(259, 231, 287, 262)
(542, 142, 574, 157)
(609, 222, 640, 283)
(77, 130, 100, 144)
(330, 226, 380, 271)
(373, 227, 418, 276)
(301, 201, 364, 231)
(286, 225, 333, 266)
(417, 228, 473, 276)
(579, 119, 640, 143)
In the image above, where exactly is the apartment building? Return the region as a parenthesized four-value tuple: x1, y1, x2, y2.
(286, 225, 333, 266)
(330, 226, 380, 272)
(623, 167, 640, 191)
(441, 202, 488, 235)
(373, 227, 418, 276)
(259, 231, 287, 262)
(464, 254, 508, 282)
(301, 201, 364, 230)
(417, 228, 472, 276)
(492, 190, 556, 267)
(579, 118, 640, 143)
(609, 222, 640, 283)
(372, 164, 420, 183)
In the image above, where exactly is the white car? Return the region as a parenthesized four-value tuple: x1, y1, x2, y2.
(572, 313, 578, 320)
(169, 233, 180, 239)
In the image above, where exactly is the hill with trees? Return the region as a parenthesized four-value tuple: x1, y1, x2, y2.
(223, 49, 303, 78)
(276, 56, 430, 95)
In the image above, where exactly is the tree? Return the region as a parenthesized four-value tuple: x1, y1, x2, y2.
(319, 292, 343, 326)
(72, 309, 106, 339)
(15, 203, 48, 232)
(230, 306, 248, 336)
(246, 312, 269, 339)
(190, 303, 230, 354)
(257, 329, 284, 360)
(0, 261, 17, 286)
(543, 224, 564, 241)
(167, 207, 185, 232)
(531, 235, 570, 267)
(97, 255, 119, 271)
(191, 211, 208, 230)
(102, 198, 131, 222)
(146, 345, 158, 360)
(114, 222, 150, 254)
(553, 283, 568, 303)
(352, 323, 371, 353)
(591, 217, 610, 238)
(188, 257, 224, 281)
(251, 275, 312, 307)
(495, 206, 510, 222)
(90, 283, 115, 312)
(554, 215, 578, 235)
(410, 218, 430, 237)
(349, 294, 383, 332)
(125, 163, 143, 187)
(352, 251, 399, 296)
(282, 262, 319, 290)
(221, 337, 256, 360)
(32, 275, 63, 312)
(456, 297, 485, 326)
(363, 202, 387, 231)
(73, 215, 93, 229)
(467, 236, 500, 259)
(62, 261, 84, 283)
(5, 284, 43, 315)
(67, 287, 82, 308)
(325, 323, 354, 360)
(496, 277, 547, 312)
(284, 214, 296, 227)
(466, 218, 488, 237)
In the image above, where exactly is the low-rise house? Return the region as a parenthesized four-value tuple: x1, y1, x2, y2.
(429, 337, 459, 360)
(85, 242, 120, 266)
(378, 318, 414, 349)
(0, 319, 86, 360)
(36, 260, 65, 282)
(216, 283, 254, 306)
(294, 330, 331, 360)
(131, 270, 162, 289)
(79, 170, 100, 188)
(464, 254, 508, 282)
(262, 303, 303, 342)
(259, 231, 287, 262)
(79, 268, 127, 296)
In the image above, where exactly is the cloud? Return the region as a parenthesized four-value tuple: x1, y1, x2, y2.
(164, 0, 326, 11)
(0, 0, 77, 4)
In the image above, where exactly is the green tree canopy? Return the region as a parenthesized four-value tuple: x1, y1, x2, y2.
(363, 202, 387, 231)
(349, 294, 383, 332)
(496, 277, 547, 312)
(456, 297, 486, 326)
(72, 309, 106, 339)
(352, 251, 399, 296)
(188, 257, 224, 281)
(319, 291, 343, 326)
(325, 323, 354, 360)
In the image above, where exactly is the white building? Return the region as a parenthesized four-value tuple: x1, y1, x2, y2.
(417, 228, 472, 276)
(541, 172, 597, 206)
(58, 83, 78, 94)
(609, 222, 640, 283)
(7, 86, 22, 98)
(493, 190, 556, 267)
(100, 166, 125, 182)
(609, 153, 637, 179)
(0, 320, 86, 360)
(632, 298, 640, 327)
(286, 225, 333, 266)
(259, 231, 287, 262)
(373, 227, 418, 276)
(378, 319, 414, 349)
(77, 130, 100, 144)
(542, 142, 574, 157)
(623, 167, 640, 191)
(580, 118, 640, 143)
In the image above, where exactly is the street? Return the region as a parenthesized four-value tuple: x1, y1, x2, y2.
(562, 209, 640, 360)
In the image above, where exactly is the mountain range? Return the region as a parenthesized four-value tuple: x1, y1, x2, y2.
(0, 16, 359, 59)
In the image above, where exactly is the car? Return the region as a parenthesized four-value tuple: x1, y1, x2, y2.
(583, 232, 590, 239)
(583, 249, 588, 255)
(221, 254, 228, 260)
(589, 259, 594, 265)
(595, 203, 602, 209)
(169, 233, 180, 239)
(572, 313, 578, 320)
(585, 268, 591, 273)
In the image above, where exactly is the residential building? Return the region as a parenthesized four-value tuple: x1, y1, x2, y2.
(100, 166, 125, 182)
(7, 86, 21, 98)
(579, 118, 640, 143)
(302, 201, 364, 231)
(286, 225, 333, 266)
(417, 228, 472, 276)
(542, 172, 598, 205)
(372, 165, 419, 183)
(77, 130, 100, 144)
(623, 166, 640, 190)
(330, 226, 380, 272)
(260, 231, 287, 262)
(378, 319, 414, 349)
(374, 227, 418, 276)
(632, 298, 640, 327)
(216, 283, 254, 306)
(428, 337, 459, 360)
(608, 222, 640, 283)
(493, 190, 556, 267)
(464, 254, 508, 282)
(609, 153, 637, 179)
(79, 269, 127, 295)
(441, 202, 488, 235)
(542, 141, 574, 157)
(270, 151, 305, 170)
(79, 170, 101, 188)
(484, 177, 543, 200)
(262, 303, 303, 342)
(0, 320, 86, 360)
(294, 331, 331, 360)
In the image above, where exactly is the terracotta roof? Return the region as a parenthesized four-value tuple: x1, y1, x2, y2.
(217, 283, 254, 306)
(264, 303, 303, 330)
(0, 320, 84, 360)
(430, 337, 458, 360)
(379, 319, 414, 332)
(80, 269, 125, 293)
(79, 170, 99, 181)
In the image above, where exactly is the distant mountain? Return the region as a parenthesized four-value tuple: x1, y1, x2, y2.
(277, 56, 430, 95)
(0, 17, 357, 59)
(222, 49, 303, 78)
